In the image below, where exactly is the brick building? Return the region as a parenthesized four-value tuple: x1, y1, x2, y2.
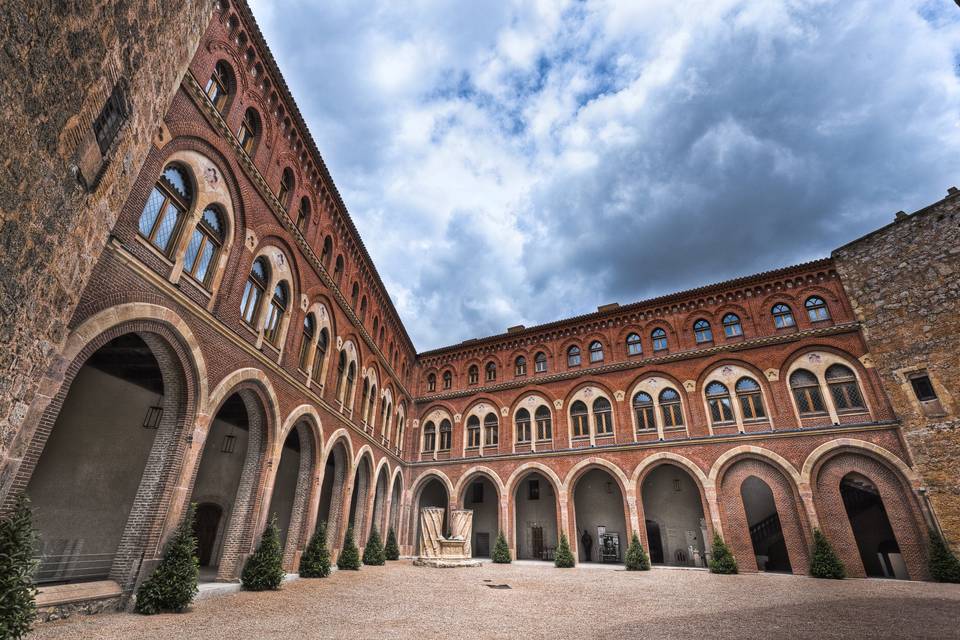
(0, 0, 954, 616)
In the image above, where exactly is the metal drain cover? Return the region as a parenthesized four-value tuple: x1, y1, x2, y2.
(486, 584, 511, 589)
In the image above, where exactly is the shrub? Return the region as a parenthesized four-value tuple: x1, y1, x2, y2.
(708, 533, 738, 574)
(135, 503, 199, 614)
(0, 494, 38, 638)
(809, 528, 845, 579)
(363, 527, 386, 566)
(241, 516, 285, 591)
(384, 527, 400, 561)
(337, 527, 361, 571)
(554, 533, 575, 568)
(929, 531, 960, 583)
(492, 531, 511, 564)
(298, 521, 331, 578)
(624, 533, 651, 571)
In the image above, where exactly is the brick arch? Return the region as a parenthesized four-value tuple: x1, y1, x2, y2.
(317, 430, 353, 549)
(633, 453, 718, 548)
(505, 462, 566, 555)
(454, 466, 507, 504)
(406, 470, 456, 548)
(564, 457, 636, 550)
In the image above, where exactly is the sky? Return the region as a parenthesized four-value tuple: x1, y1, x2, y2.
(249, 0, 960, 352)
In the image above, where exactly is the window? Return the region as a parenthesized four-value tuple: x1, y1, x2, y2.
(360, 379, 370, 422)
(138, 165, 191, 255)
(722, 314, 742, 338)
(299, 314, 315, 371)
(736, 377, 766, 420)
(312, 328, 328, 382)
(468, 365, 479, 385)
(589, 340, 604, 363)
(345, 362, 356, 407)
(350, 283, 360, 309)
(485, 362, 497, 382)
(237, 108, 260, 153)
(516, 408, 531, 443)
(483, 413, 499, 446)
(422, 421, 436, 452)
(467, 415, 481, 448)
(182, 206, 224, 286)
(93, 79, 129, 155)
(626, 333, 642, 356)
(205, 61, 232, 112)
(240, 257, 269, 326)
(333, 256, 344, 285)
(263, 282, 288, 344)
(825, 364, 865, 412)
(535, 351, 547, 373)
(439, 419, 452, 450)
(805, 296, 830, 322)
(442, 371, 452, 390)
(528, 479, 540, 500)
(321, 236, 333, 268)
(652, 328, 668, 351)
(790, 369, 826, 415)
(772, 303, 795, 328)
(593, 397, 613, 435)
(571, 401, 589, 438)
(372, 316, 379, 336)
(567, 345, 581, 367)
(910, 375, 938, 402)
(296, 197, 310, 231)
(659, 388, 683, 427)
(427, 373, 436, 392)
(706, 382, 734, 423)
(359, 296, 367, 321)
(632, 392, 655, 431)
(535, 405, 552, 441)
(336, 351, 347, 400)
(515, 356, 527, 376)
(277, 171, 294, 208)
(694, 320, 712, 343)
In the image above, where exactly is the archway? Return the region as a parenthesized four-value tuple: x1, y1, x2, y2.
(513, 472, 558, 561)
(572, 468, 628, 563)
(371, 466, 389, 536)
(740, 476, 792, 573)
(462, 475, 499, 558)
(194, 503, 223, 567)
(840, 473, 906, 579)
(414, 477, 449, 553)
(640, 464, 708, 567)
(316, 440, 350, 548)
(388, 473, 402, 535)
(268, 430, 302, 551)
(348, 456, 373, 544)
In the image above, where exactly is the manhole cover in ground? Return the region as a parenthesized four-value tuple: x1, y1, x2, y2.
(486, 584, 511, 589)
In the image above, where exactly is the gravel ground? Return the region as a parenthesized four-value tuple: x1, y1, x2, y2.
(30, 562, 960, 640)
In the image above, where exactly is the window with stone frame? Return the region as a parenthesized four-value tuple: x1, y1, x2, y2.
(483, 413, 499, 446)
(299, 313, 315, 371)
(535, 405, 552, 441)
(570, 400, 589, 438)
(589, 340, 604, 363)
(485, 362, 497, 382)
(567, 345, 581, 367)
(534, 351, 548, 373)
(240, 257, 269, 326)
(422, 421, 436, 452)
(139, 164, 192, 256)
(205, 60, 233, 113)
(182, 206, 224, 287)
(659, 388, 684, 427)
(652, 328, 668, 351)
(825, 364, 865, 413)
(632, 392, 655, 431)
(439, 419, 452, 450)
(466, 415, 481, 448)
(736, 377, 766, 420)
(237, 108, 260, 154)
(706, 381, 734, 424)
(515, 408, 531, 443)
(263, 281, 288, 345)
(593, 397, 613, 435)
(296, 196, 310, 231)
(790, 369, 826, 415)
(312, 328, 328, 382)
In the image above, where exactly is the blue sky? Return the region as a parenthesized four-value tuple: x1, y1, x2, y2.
(250, 0, 960, 351)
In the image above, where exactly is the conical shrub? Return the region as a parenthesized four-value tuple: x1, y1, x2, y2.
(0, 494, 38, 638)
(929, 531, 960, 583)
(299, 521, 331, 578)
(625, 533, 651, 571)
(554, 533, 575, 568)
(384, 527, 400, 561)
(363, 527, 386, 566)
(338, 527, 361, 570)
(708, 533, 738, 574)
(809, 528, 845, 579)
(241, 516, 285, 591)
(135, 503, 199, 614)
(492, 531, 511, 564)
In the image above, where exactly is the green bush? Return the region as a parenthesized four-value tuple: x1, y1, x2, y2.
(0, 494, 38, 638)
(554, 533, 575, 568)
(929, 531, 960, 583)
(337, 527, 361, 570)
(298, 521, 331, 578)
(363, 527, 386, 566)
(384, 527, 400, 561)
(241, 516, 285, 591)
(624, 533, 651, 571)
(135, 503, 199, 614)
(708, 533, 738, 574)
(492, 531, 511, 564)
(809, 528, 845, 579)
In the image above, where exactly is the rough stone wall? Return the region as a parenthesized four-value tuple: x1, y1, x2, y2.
(0, 0, 215, 454)
(833, 192, 960, 551)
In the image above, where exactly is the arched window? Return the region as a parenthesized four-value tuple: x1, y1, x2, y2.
(466, 415, 481, 448)
(360, 379, 370, 422)
(427, 373, 436, 392)
(296, 197, 310, 231)
(366, 385, 377, 424)
(299, 313, 315, 371)
(790, 369, 826, 416)
(237, 108, 260, 153)
(772, 303, 795, 328)
(205, 61, 233, 112)
(589, 340, 604, 363)
(652, 328, 668, 351)
(570, 400, 589, 438)
(240, 257, 269, 326)
(515, 356, 527, 376)
(705, 382, 734, 424)
(263, 282, 288, 344)
(626, 333, 642, 356)
(694, 319, 712, 343)
(442, 370, 452, 390)
(278, 168, 294, 207)
(593, 397, 613, 435)
(182, 206, 224, 286)
(535, 405, 552, 441)
(333, 255, 344, 285)
(350, 283, 360, 309)
(439, 419, 452, 450)
(485, 362, 497, 382)
(805, 296, 830, 322)
(736, 377, 766, 420)
(312, 327, 328, 382)
(468, 365, 479, 385)
(422, 421, 436, 452)
(632, 392, 655, 432)
(483, 413, 499, 446)
(138, 164, 192, 255)
(722, 313, 742, 338)
(659, 388, 683, 427)
(534, 351, 548, 373)
(567, 345, 581, 367)
(359, 296, 367, 321)
(372, 316, 379, 336)
(321, 236, 333, 268)
(825, 364, 865, 412)
(336, 351, 347, 400)
(345, 362, 356, 407)
(516, 408, 531, 443)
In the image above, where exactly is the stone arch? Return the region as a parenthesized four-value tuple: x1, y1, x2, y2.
(507, 462, 564, 561)
(781, 346, 876, 425)
(566, 458, 634, 561)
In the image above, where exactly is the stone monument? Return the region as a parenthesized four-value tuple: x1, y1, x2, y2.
(413, 507, 482, 568)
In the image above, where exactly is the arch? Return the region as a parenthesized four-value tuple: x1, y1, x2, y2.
(509, 464, 563, 561)
(563, 457, 632, 498)
(801, 439, 921, 489)
(454, 466, 507, 502)
(631, 452, 711, 491)
(408, 470, 455, 550)
(457, 467, 505, 558)
(568, 460, 632, 562)
(709, 445, 803, 489)
(638, 461, 711, 567)
(277, 404, 324, 456)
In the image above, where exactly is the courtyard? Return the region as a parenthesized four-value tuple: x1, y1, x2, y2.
(29, 562, 960, 640)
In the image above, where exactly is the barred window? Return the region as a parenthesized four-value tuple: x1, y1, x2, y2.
(516, 408, 531, 443)
(139, 165, 192, 256)
(790, 369, 826, 415)
(593, 397, 613, 435)
(736, 377, 766, 420)
(826, 364, 865, 412)
(632, 392, 655, 431)
(706, 381, 734, 424)
(659, 388, 684, 427)
(570, 401, 589, 438)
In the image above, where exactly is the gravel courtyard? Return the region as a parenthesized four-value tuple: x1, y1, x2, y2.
(30, 562, 960, 640)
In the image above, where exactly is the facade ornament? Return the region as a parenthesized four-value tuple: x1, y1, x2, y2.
(412, 419, 419, 429)
(245, 228, 258, 252)
(553, 399, 563, 410)
(318, 305, 327, 321)
(859, 354, 874, 368)
(526, 396, 537, 406)
(583, 387, 594, 397)
(721, 366, 733, 376)
(614, 390, 625, 402)
(765, 368, 779, 381)
(683, 380, 697, 392)
(647, 378, 659, 387)
(336, 336, 344, 350)
(807, 353, 822, 364)
(500, 406, 509, 417)
(454, 413, 462, 423)
(203, 165, 219, 186)
(300, 294, 309, 311)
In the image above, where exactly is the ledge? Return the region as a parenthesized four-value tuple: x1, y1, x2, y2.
(36, 580, 121, 608)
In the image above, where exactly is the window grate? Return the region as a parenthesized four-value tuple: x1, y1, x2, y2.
(93, 80, 130, 155)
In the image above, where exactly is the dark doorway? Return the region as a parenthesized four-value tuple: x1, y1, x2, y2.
(740, 476, 792, 573)
(194, 503, 223, 567)
(840, 473, 905, 579)
(645, 520, 664, 564)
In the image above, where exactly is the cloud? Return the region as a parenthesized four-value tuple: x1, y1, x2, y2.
(250, 0, 960, 350)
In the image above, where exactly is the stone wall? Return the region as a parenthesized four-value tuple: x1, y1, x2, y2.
(833, 191, 960, 551)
